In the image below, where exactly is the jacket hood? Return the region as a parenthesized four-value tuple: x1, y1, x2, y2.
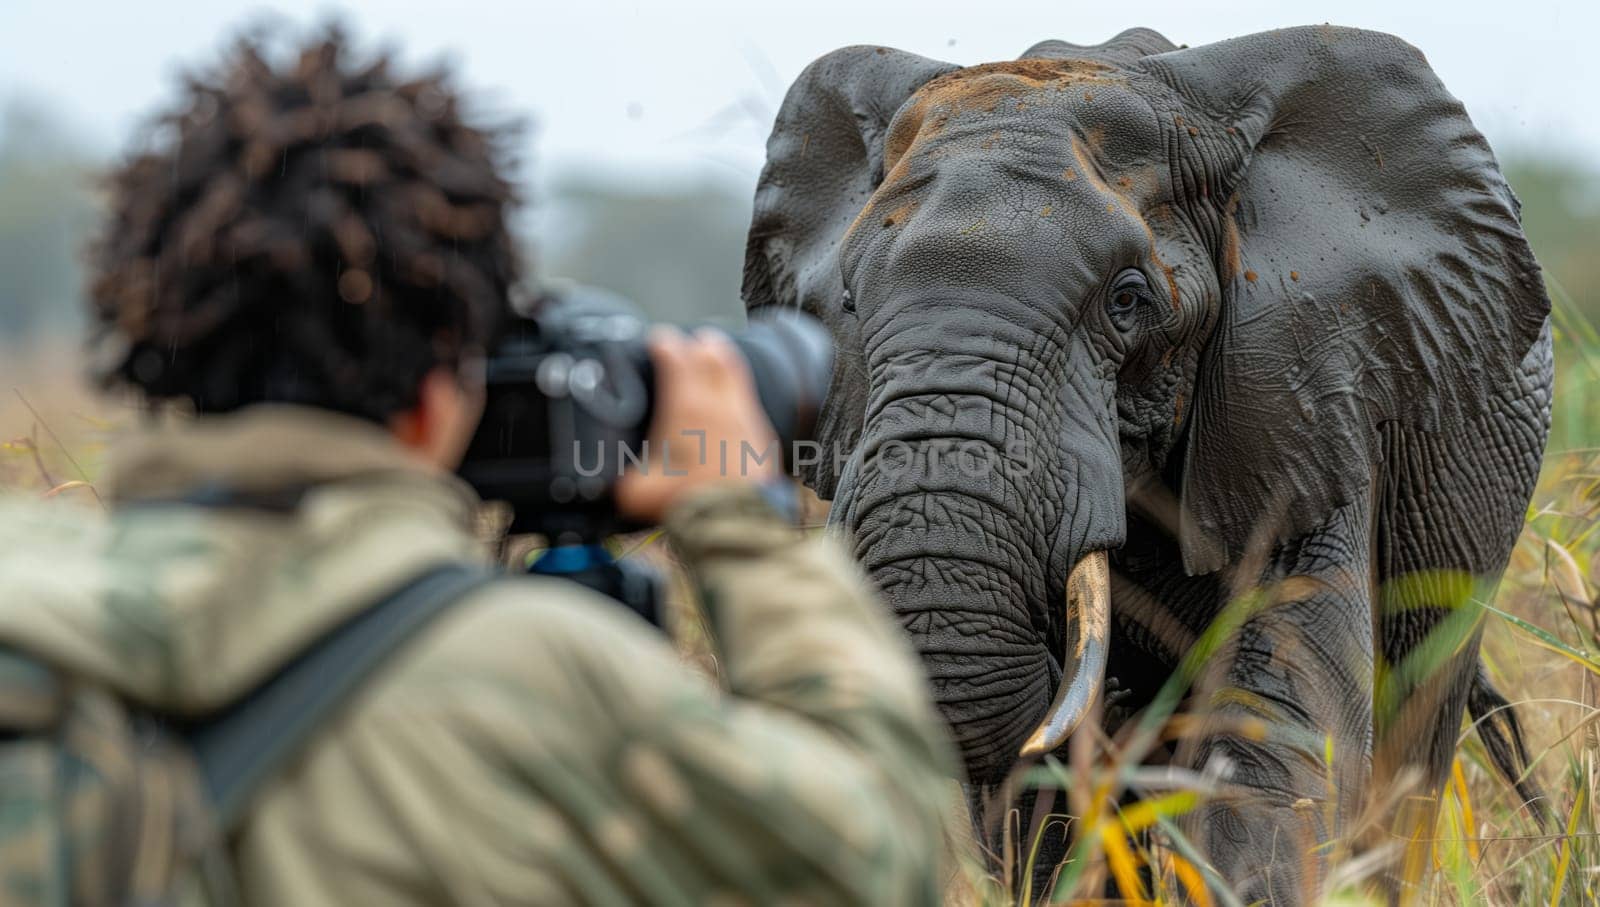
(0, 405, 485, 715)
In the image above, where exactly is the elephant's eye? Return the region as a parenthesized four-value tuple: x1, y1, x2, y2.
(1106, 269, 1151, 330)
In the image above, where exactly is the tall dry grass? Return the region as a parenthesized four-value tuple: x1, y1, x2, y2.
(0, 344, 124, 503)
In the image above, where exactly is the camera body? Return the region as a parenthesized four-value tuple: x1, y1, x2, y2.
(458, 284, 832, 544)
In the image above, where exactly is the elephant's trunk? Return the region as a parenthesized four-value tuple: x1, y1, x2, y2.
(842, 465, 1060, 783)
(836, 299, 1125, 783)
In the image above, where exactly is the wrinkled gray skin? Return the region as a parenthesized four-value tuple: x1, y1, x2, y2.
(744, 26, 1553, 901)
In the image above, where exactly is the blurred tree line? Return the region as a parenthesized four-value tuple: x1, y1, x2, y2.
(1, 93, 1595, 364)
(0, 97, 753, 341)
(533, 172, 750, 327)
(0, 100, 101, 337)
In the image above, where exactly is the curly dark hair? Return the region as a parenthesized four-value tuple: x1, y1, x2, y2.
(89, 28, 520, 422)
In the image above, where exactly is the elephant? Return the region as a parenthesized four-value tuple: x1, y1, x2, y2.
(742, 25, 1552, 901)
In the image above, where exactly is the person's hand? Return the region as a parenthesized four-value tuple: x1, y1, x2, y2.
(615, 327, 780, 523)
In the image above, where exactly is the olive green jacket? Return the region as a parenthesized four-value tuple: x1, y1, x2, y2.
(0, 406, 955, 905)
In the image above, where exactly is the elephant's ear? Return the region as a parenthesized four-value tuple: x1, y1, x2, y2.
(743, 46, 957, 499)
(1139, 27, 1550, 574)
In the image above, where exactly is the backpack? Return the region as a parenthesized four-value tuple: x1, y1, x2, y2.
(0, 563, 494, 906)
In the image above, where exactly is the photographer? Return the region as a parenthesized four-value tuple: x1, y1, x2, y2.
(0, 30, 954, 905)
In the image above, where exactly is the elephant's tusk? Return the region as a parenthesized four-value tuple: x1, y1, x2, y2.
(1019, 550, 1110, 759)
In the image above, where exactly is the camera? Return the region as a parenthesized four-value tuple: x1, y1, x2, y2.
(458, 284, 833, 544)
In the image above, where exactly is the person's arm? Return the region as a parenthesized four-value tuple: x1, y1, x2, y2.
(604, 329, 959, 902)
(628, 483, 957, 903)
(617, 326, 951, 755)
(665, 483, 949, 772)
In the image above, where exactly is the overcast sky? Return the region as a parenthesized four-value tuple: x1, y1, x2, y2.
(2, 0, 1595, 189)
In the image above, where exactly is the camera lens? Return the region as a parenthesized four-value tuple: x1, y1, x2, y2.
(733, 312, 833, 456)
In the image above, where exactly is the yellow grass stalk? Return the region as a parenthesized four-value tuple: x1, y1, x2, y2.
(1099, 819, 1149, 904)
(1547, 785, 1586, 907)
(1450, 759, 1481, 865)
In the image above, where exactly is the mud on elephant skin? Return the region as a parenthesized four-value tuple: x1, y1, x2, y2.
(743, 24, 1553, 902)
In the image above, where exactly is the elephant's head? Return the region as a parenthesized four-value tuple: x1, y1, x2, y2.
(744, 27, 1547, 784)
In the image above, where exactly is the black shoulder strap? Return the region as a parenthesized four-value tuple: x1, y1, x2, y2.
(180, 563, 495, 829)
